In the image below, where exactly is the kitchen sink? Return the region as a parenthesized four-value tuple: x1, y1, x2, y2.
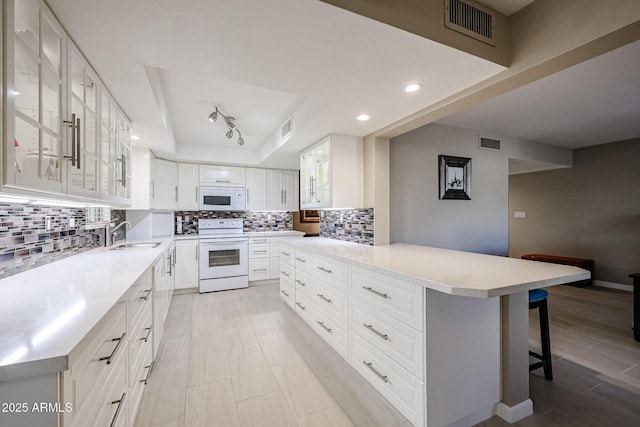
(110, 242, 162, 250)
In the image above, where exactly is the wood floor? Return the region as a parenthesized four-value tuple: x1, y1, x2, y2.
(134, 284, 640, 427)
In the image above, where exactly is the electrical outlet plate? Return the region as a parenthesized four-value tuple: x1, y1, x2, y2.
(514, 211, 527, 219)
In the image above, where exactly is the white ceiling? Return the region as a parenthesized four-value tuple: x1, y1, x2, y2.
(437, 39, 640, 150)
(46, 0, 506, 168)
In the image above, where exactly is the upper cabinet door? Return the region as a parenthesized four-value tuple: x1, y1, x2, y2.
(66, 43, 99, 197)
(199, 165, 246, 186)
(4, 0, 66, 193)
(177, 163, 199, 210)
(246, 168, 267, 210)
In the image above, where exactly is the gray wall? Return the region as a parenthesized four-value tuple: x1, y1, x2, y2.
(390, 124, 511, 255)
(509, 139, 640, 285)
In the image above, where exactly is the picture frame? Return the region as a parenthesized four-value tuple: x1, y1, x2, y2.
(438, 155, 471, 200)
(300, 209, 320, 223)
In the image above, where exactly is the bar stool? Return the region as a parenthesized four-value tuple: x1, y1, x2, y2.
(529, 289, 553, 380)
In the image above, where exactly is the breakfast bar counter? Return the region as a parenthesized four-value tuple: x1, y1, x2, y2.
(279, 238, 590, 426)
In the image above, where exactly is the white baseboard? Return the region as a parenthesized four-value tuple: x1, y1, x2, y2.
(593, 280, 632, 292)
(249, 279, 279, 286)
(494, 399, 533, 423)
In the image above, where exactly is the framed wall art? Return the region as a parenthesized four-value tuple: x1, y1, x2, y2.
(438, 155, 471, 200)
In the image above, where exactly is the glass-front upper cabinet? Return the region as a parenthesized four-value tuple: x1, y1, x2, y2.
(66, 42, 99, 197)
(299, 136, 331, 209)
(4, 0, 66, 193)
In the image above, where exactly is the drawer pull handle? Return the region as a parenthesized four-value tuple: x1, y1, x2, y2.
(295, 257, 306, 263)
(140, 326, 152, 342)
(99, 332, 126, 365)
(252, 239, 268, 243)
(317, 266, 333, 274)
(317, 293, 332, 304)
(253, 268, 268, 272)
(295, 279, 306, 287)
(296, 302, 307, 311)
(281, 271, 290, 277)
(139, 288, 152, 300)
(281, 289, 290, 297)
(317, 321, 332, 333)
(363, 361, 389, 383)
(254, 250, 268, 254)
(363, 323, 389, 341)
(141, 364, 152, 384)
(281, 251, 290, 256)
(363, 286, 389, 299)
(109, 392, 126, 427)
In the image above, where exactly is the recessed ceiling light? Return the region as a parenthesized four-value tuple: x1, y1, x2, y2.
(357, 114, 370, 121)
(131, 135, 141, 141)
(404, 83, 423, 93)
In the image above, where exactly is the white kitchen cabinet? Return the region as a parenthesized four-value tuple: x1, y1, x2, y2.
(175, 238, 198, 289)
(246, 168, 267, 210)
(66, 41, 100, 198)
(151, 157, 177, 210)
(2, 0, 132, 205)
(152, 243, 175, 359)
(300, 134, 362, 209)
(177, 163, 199, 210)
(267, 169, 299, 211)
(199, 164, 245, 186)
(4, 0, 66, 194)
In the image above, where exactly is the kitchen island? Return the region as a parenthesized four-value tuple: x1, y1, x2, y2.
(278, 237, 590, 426)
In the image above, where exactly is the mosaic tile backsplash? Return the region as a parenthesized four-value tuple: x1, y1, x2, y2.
(175, 211, 293, 235)
(320, 208, 374, 245)
(0, 203, 103, 279)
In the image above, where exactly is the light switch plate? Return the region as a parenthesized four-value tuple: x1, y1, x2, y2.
(514, 211, 527, 219)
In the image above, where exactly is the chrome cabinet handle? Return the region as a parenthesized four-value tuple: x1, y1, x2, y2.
(139, 288, 152, 300)
(295, 257, 306, 263)
(316, 293, 332, 304)
(247, 188, 249, 203)
(140, 326, 152, 342)
(363, 361, 389, 383)
(75, 117, 81, 169)
(281, 251, 290, 256)
(140, 364, 152, 384)
(295, 279, 306, 287)
(284, 190, 287, 204)
(99, 332, 126, 365)
(317, 321, 332, 333)
(253, 250, 268, 254)
(281, 289, 290, 297)
(252, 239, 268, 243)
(109, 393, 126, 427)
(317, 266, 332, 274)
(296, 302, 307, 311)
(281, 271, 290, 277)
(215, 180, 231, 183)
(63, 113, 76, 166)
(362, 286, 389, 299)
(175, 185, 178, 202)
(363, 323, 389, 341)
(253, 268, 268, 272)
(122, 154, 127, 187)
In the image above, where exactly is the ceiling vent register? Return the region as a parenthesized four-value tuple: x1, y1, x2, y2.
(445, 0, 496, 46)
(280, 116, 293, 142)
(479, 137, 501, 150)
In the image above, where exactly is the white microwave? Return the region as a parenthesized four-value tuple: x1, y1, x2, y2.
(199, 186, 246, 211)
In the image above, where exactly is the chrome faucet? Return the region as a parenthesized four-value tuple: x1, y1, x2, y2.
(106, 221, 132, 246)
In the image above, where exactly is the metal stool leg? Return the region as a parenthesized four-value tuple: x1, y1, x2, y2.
(538, 298, 553, 380)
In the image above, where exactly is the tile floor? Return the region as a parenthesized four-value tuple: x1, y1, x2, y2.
(134, 283, 640, 427)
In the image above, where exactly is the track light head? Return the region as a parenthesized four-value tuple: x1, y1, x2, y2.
(208, 110, 218, 122)
(226, 130, 234, 139)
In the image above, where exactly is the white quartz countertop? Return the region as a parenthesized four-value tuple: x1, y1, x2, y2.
(244, 230, 305, 237)
(0, 238, 173, 382)
(288, 238, 590, 298)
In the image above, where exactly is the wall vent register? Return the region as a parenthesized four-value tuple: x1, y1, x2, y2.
(445, 0, 496, 46)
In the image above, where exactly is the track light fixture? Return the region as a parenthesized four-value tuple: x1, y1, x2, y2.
(207, 105, 245, 146)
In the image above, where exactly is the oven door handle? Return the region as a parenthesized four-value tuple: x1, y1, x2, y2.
(200, 238, 248, 245)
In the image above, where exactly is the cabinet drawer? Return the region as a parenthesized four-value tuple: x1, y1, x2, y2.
(294, 292, 313, 324)
(279, 281, 295, 309)
(351, 301, 424, 380)
(350, 333, 423, 426)
(127, 269, 153, 325)
(249, 258, 271, 281)
(294, 269, 311, 297)
(249, 243, 270, 258)
(350, 266, 424, 332)
(279, 261, 295, 285)
(294, 249, 312, 272)
(129, 305, 153, 371)
(128, 345, 152, 427)
(249, 236, 270, 245)
(311, 305, 347, 357)
(280, 244, 295, 265)
(67, 302, 127, 416)
(310, 278, 347, 322)
(311, 254, 347, 290)
(92, 353, 128, 427)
